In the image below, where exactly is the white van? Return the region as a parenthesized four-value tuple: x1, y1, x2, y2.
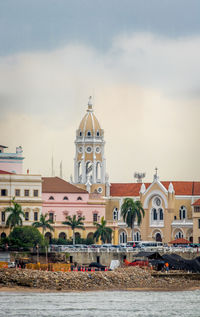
(138, 241, 163, 249)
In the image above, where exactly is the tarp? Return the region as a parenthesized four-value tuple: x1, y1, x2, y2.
(110, 260, 120, 270)
(168, 238, 191, 244)
(134, 252, 200, 272)
(162, 254, 200, 273)
(124, 259, 149, 267)
(89, 262, 106, 268)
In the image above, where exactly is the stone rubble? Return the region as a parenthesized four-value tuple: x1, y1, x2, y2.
(0, 267, 200, 291)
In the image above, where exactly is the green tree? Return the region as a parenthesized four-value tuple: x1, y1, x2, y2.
(121, 198, 145, 241)
(9, 226, 43, 249)
(93, 217, 112, 244)
(5, 198, 25, 229)
(62, 215, 85, 245)
(32, 213, 54, 236)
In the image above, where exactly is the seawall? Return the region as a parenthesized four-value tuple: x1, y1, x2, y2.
(1, 267, 200, 292)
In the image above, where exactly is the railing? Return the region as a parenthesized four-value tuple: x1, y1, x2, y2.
(171, 219, 193, 226)
(49, 245, 200, 254)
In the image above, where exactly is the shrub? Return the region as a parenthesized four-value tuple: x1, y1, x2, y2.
(9, 226, 43, 249)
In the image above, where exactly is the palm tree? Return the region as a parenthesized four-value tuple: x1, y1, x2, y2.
(62, 215, 85, 245)
(5, 198, 25, 230)
(32, 213, 54, 236)
(121, 198, 145, 241)
(94, 217, 112, 244)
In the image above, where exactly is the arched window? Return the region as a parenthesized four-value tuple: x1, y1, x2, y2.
(79, 131, 82, 137)
(87, 232, 94, 240)
(63, 196, 68, 200)
(77, 196, 82, 201)
(113, 208, 118, 221)
(153, 208, 157, 220)
(49, 196, 54, 200)
(25, 211, 29, 221)
(119, 231, 127, 244)
(87, 131, 91, 137)
(1, 211, 5, 222)
(96, 130, 100, 137)
(49, 213, 54, 222)
(1, 232, 6, 239)
(134, 231, 141, 241)
(151, 196, 164, 225)
(96, 162, 101, 181)
(75, 232, 81, 243)
(59, 232, 66, 240)
(45, 232, 52, 243)
(175, 230, 183, 239)
(159, 208, 163, 220)
(179, 206, 187, 220)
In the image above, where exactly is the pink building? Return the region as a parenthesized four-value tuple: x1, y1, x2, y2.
(0, 145, 24, 174)
(42, 177, 106, 241)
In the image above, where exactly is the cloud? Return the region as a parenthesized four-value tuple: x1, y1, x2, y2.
(0, 33, 200, 181)
(108, 33, 200, 98)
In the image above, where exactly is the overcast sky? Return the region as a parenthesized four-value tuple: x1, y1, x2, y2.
(0, 0, 200, 183)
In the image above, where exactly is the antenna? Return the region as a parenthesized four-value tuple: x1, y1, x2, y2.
(51, 154, 54, 177)
(60, 161, 63, 179)
(134, 172, 146, 183)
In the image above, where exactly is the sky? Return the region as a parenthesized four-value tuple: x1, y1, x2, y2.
(0, 0, 200, 183)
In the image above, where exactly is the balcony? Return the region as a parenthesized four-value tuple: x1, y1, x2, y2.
(150, 220, 164, 228)
(171, 219, 193, 227)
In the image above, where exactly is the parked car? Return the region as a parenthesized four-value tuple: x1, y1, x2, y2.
(126, 241, 141, 248)
(8, 262, 16, 268)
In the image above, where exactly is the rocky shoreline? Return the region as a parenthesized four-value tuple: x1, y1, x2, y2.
(0, 267, 200, 292)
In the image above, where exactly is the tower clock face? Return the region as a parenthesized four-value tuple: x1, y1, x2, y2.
(96, 146, 101, 153)
(86, 146, 92, 153)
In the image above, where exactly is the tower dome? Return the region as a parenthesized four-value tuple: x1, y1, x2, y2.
(78, 96, 103, 138)
(74, 97, 107, 194)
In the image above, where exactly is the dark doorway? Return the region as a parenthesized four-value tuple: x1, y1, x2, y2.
(155, 233, 162, 242)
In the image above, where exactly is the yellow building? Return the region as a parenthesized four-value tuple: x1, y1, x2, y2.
(109, 176, 200, 244)
(0, 171, 42, 239)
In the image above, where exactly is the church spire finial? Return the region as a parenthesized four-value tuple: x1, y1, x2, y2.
(154, 167, 159, 181)
(87, 96, 93, 112)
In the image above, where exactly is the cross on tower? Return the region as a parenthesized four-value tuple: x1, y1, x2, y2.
(154, 167, 159, 181)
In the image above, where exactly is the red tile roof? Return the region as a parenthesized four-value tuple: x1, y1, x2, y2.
(110, 181, 200, 197)
(193, 199, 200, 206)
(42, 177, 88, 194)
(110, 183, 150, 196)
(169, 238, 191, 244)
(0, 170, 13, 174)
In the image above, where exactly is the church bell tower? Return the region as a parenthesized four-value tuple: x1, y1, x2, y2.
(73, 97, 110, 196)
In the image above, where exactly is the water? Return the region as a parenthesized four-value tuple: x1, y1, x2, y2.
(0, 290, 199, 317)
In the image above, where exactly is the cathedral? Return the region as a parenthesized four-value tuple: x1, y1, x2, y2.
(73, 97, 200, 245)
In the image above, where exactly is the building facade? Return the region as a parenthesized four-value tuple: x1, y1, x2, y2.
(0, 170, 42, 238)
(42, 176, 107, 243)
(108, 176, 200, 244)
(0, 145, 24, 174)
